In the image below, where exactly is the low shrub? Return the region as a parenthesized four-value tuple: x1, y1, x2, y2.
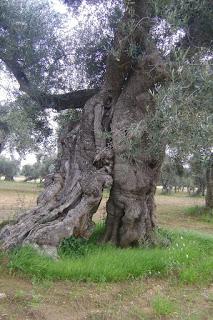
(58, 236, 90, 258)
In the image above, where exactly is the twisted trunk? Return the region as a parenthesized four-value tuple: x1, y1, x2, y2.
(0, 1, 168, 250)
(0, 90, 114, 250)
(103, 54, 166, 246)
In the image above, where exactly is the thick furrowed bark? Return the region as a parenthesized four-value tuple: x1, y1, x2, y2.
(103, 186, 157, 247)
(103, 53, 167, 247)
(0, 94, 113, 251)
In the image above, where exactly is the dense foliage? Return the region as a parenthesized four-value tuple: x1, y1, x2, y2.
(0, 0, 212, 178)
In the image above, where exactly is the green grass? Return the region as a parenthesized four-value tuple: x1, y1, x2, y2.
(2, 225, 212, 284)
(151, 295, 176, 316)
(185, 206, 213, 224)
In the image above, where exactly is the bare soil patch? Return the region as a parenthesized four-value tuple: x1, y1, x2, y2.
(0, 274, 212, 320)
(0, 181, 41, 221)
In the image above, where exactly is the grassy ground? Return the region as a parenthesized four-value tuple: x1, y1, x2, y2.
(0, 181, 212, 320)
(5, 227, 213, 284)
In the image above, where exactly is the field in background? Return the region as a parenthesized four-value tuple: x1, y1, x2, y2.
(0, 180, 42, 221)
(0, 180, 212, 320)
(0, 180, 207, 225)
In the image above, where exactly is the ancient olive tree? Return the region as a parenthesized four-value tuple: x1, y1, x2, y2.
(0, 0, 212, 250)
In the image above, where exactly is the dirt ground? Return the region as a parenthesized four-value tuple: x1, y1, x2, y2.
(0, 273, 212, 320)
(0, 181, 42, 221)
(0, 182, 212, 320)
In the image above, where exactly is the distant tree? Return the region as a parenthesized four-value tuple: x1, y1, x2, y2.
(160, 157, 175, 194)
(189, 153, 207, 196)
(0, 156, 19, 181)
(22, 155, 56, 181)
(21, 164, 40, 181)
(160, 154, 188, 194)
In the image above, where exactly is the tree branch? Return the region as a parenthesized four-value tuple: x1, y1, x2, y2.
(1, 57, 98, 111)
(37, 88, 98, 111)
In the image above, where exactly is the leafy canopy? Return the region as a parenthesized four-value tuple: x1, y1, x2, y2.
(0, 0, 212, 158)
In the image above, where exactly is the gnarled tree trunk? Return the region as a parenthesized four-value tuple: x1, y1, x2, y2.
(0, 0, 168, 251)
(103, 54, 166, 246)
(0, 91, 114, 250)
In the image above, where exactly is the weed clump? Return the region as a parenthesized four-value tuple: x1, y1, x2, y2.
(152, 295, 176, 316)
(58, 237, 90, 258)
